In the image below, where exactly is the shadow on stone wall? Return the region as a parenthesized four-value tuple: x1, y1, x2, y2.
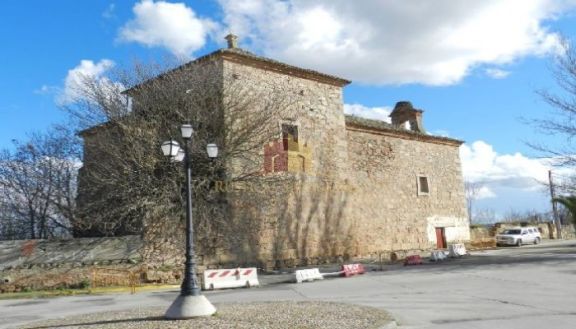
(223, 176, 357, 270)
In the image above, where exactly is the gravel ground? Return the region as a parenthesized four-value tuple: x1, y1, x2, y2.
(19, 301, 394, 329)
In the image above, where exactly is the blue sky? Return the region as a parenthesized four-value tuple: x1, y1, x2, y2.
(2, 0, 576, 220)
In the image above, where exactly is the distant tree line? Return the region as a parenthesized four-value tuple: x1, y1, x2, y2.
(0, 126, 80, 239)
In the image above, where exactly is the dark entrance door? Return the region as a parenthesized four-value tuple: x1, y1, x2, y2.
(435, 227, 446, 249)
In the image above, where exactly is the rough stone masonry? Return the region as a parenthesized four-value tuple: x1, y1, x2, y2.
(79, 35, 469, 269)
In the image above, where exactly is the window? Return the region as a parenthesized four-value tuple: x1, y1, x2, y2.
(417, 175, 429, 195)
(282, 124, 298, 140)
(282, 124, 299, 150)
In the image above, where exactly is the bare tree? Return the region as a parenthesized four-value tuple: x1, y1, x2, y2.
(64, 58, 298, 262)
(464, 180, 481, 223)
(0, 199, 27, 239)
(0, 125, 80, 240)
(502, 208, 550, 224)
(473, 208, 497, 224)
(530, 39, 576, 166)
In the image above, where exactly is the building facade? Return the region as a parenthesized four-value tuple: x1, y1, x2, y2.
(79, 35, 469, 267)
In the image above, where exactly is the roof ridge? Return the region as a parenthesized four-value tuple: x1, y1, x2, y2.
(344, 115, 463, 145)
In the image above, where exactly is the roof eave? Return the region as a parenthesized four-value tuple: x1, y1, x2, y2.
(345, 120, 464, 147)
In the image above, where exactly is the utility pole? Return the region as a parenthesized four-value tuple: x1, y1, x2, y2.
(549, 170, 562, 239)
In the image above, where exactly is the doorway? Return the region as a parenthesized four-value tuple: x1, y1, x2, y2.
(435, 227, 447, 249)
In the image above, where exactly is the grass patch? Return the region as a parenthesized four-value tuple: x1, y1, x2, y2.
(0, 288, 91, 300)
(0, 284, 179, 300)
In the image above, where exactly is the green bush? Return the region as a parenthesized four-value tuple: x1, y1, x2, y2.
(78, 279, 91, 289)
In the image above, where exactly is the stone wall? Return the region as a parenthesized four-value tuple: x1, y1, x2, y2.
(469, 226, 495, 241)
(345, 128, 469, 256)
(222, 58, 349, 180)
(216, 58, 469, 267)
(470, 222, 576, 241)
(75, 47, 471, 270)
(561, 224, 576, 239)
(219, 59, 353, 267)
(0, 236, 145, 292)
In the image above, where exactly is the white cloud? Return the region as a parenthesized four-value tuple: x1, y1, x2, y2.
(217, 0, 573, 85)
(460, 140, 552, 191)
(459, 140, 571, 217)
(118, 0, 217, 56)
(58, 59, 116, 105)
(476, 186, 497, 200)
(343, 103, 391, 122)
(485, 68, 511, 79)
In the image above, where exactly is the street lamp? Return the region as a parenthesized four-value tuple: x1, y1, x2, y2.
(162, 124, 218, 319)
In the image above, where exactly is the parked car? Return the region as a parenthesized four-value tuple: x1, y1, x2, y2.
(496, 227, 541, 246)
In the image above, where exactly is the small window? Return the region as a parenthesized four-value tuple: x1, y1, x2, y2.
(282, 124, 299, 151)
(417, 175, 429, 195)
(282, 124, 298, 142)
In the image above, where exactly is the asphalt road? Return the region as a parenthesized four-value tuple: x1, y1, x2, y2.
(1, 240, 575, 329)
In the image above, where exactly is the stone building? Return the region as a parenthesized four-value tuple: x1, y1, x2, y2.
(78, 35, 469, 267)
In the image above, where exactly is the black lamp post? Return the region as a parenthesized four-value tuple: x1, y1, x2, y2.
(162, 124, 218, 319)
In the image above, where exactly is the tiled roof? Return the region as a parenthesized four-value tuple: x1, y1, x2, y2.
(216, 48, 351, 86)
(126, 47, 351, 94)
(345, 115, 463, 145)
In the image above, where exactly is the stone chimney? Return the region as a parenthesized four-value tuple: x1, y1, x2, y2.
(389, 101, 426, 133)
(225, 34, 238, 49)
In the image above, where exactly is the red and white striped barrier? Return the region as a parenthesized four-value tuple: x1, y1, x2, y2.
(404, 255, 423, 266)
(203, 267, 259, 290)
(341, 263, 365, 277)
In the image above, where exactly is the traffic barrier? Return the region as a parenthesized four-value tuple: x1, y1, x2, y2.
(203, 267, 259, 290)
(341, 263, 365, 277)
(404, 255, 423, 266)
(430, 250, 447, 262)
(448, 243, 467, 258)
(295, 268, 324, 283)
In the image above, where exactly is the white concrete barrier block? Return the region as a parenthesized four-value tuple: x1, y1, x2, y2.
(295, 268, 324, 283)
(431, 250, 447, 262)
(448, 243, 467, 258)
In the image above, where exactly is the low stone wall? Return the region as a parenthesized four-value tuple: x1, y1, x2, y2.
(495, 223, 555, 239)
(0, 264, 140, 293)
(469, 226, 494, 241)
(562, 224, 576, 239)
(0, 236, 145, 292)
(0, 236, 142, 271)
(469, 222, 575, 244)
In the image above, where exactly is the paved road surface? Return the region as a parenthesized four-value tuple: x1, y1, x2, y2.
(1, 240, 575, 329)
